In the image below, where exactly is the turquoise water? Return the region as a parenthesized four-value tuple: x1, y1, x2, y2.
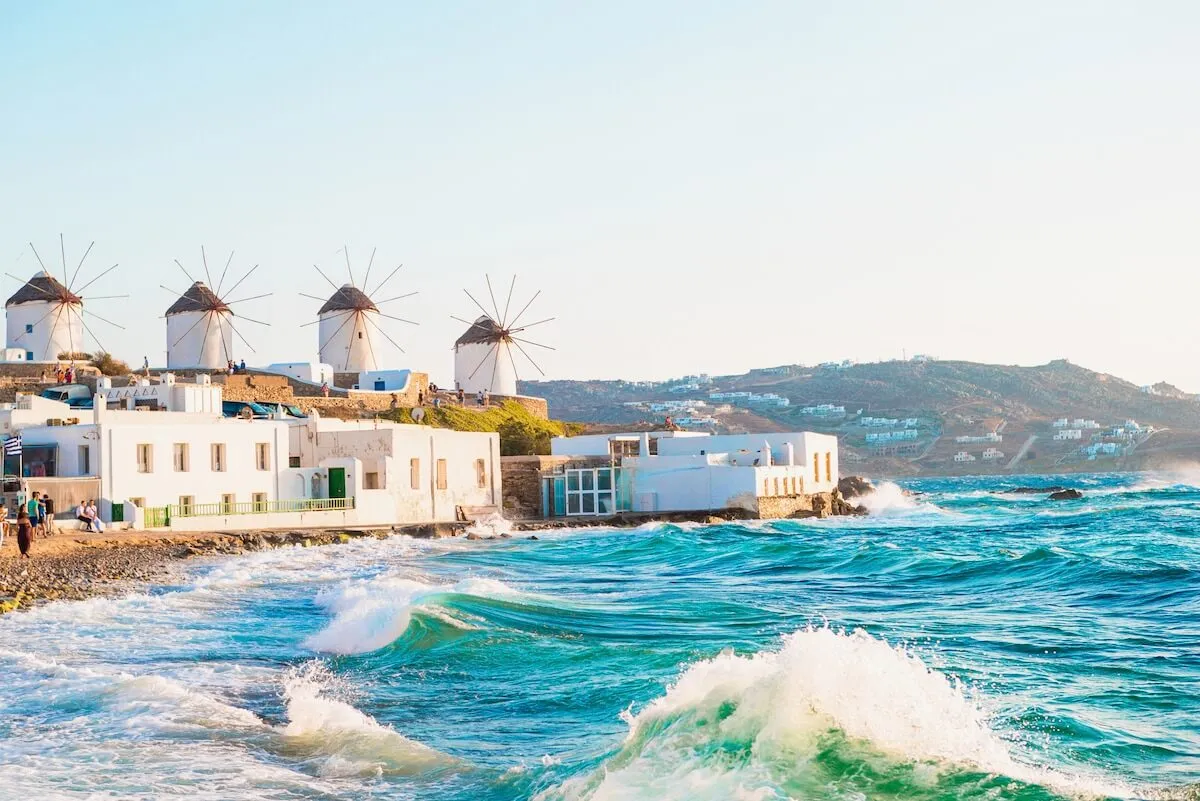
(0, 473, 1197, 800)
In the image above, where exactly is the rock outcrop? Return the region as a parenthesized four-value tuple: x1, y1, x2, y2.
(1048, 488, 1084, 501)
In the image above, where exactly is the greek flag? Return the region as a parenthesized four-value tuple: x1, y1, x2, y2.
(4, 435, 21, 457)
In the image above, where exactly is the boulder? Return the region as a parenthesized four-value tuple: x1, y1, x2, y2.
(837, 475, 875, 499)
(1007, 486, 1068, 495)
(1048, 488, 1084, 501)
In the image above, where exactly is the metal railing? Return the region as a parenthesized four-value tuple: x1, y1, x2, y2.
(142, 496, 354, 526)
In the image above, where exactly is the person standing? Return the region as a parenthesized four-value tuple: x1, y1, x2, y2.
(321, 381, 330, 398)
(26, 491, 40, 537)
(483, 389, 490, 407)
(15, 509, 32, 558)
(37, 493, 50, 537)
(142, 356, 150, 376)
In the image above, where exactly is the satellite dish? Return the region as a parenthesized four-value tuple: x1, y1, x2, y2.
(411, 406, 426, 423)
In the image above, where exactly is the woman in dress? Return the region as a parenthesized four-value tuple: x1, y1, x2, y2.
(16, 508, 32, 558)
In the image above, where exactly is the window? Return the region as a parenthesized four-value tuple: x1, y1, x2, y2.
(178, 495, 194, 514)
(364, 472, 380, 489)
(173, 443, 189, 472)
(211, 443, 226, 472)
(410, 458, 420, 489)
(288, 456, 301, 468)
(563, 467, 617, 515)
(78, 445, 90, 475)
(813, 454, 820, 483)
(23, 324, 31, 334)
(24, 351, 33, 361)
(252, 492, 267, 511)
(221, 494, 235, 513)
(255, 443, 270, 471)
(763, 478, 769, 496)
(825, 452, 832, 483)
(774, 477, 780, 496)
(137, 443, 153, 473)
(475, 458, 487, 489)
(129, 497, 144, 508)
(436, 458, 447, 490)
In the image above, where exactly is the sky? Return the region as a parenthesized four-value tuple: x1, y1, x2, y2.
(3, 2, 1200, 389)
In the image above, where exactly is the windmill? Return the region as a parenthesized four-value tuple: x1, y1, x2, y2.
(452, 275, 554, 396)
(301, 246, 418, 373)
(162, 247, 270, 369)
(5, 235, 126, 363)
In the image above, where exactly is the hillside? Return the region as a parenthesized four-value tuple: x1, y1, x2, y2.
(521, 360, 1200, 476)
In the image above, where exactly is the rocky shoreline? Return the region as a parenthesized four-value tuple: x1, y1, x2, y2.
(0, 484, 876, 613)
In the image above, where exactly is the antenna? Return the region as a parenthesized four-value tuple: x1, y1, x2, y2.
(9, 236, 126, 362)
(307, 247, 419, 371)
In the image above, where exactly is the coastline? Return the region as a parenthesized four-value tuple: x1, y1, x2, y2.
(0, 491, 869, 612)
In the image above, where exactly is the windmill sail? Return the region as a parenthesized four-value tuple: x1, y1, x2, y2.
(452, 275, 554, 397)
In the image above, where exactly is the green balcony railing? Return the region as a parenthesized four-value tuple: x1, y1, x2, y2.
(141, 496, 354, 526)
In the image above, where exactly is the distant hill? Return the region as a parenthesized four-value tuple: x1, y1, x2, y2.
(521, 360, 1200, 476)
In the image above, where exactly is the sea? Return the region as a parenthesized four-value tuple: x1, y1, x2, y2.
(0, 472, 1196, 801)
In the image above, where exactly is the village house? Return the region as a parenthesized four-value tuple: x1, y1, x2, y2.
(538, 429, 839, 519)
(0, 378, 499, 532)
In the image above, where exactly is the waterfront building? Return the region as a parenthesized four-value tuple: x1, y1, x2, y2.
(0, 378, 499, 531)
(544, 429, 839, 518)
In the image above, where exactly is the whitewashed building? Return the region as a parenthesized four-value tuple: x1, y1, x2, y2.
(1053, 429, 1083, 441)
(982, 447, 1005, 461)
(5, 273, 84, 362)
(0, 379, 499, 531)
(546, 430, 839, 517)
(265, 362, 336, 386)
(953, 451, 976, 462)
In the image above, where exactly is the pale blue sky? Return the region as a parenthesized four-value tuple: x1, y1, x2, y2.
(4, 2, 1199, 389)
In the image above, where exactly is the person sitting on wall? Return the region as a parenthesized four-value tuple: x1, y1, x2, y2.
(76, 500, 91, 531)
(86, 499, 103, 533)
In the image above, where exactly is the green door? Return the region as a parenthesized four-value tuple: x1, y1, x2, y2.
(328, 468, 346, 499)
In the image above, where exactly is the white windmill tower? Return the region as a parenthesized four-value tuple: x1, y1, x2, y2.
(162, 248, 270, 369)
(301, 246, 417, 373)
(5, 236, 125, 362)
(452, 276, 554, 396)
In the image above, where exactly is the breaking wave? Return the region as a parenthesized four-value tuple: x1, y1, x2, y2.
(541, 627, 1139, 801)
(304, 574, 535, 655)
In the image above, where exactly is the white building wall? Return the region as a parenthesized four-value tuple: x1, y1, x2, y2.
(656, 432, 839, 493)
(454, 340, 517, 396)
(319, 310, 380, 372)
(6, 300, 84, 362)
(356, 369, 412, 392)
(291, 418, 500, 523)
(166, 310, 235, 369)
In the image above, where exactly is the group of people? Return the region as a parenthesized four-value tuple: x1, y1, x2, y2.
(4, 493, 104, 559)
(225, 359, 248, 375)
(5, 491, 53, 559)
(40, 364, 78, 385)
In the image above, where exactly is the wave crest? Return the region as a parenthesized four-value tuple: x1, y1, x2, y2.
(542, 627, 1137, 801)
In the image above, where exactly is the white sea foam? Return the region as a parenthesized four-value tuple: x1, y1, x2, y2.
(463, 512, 515, 538)
(857, 481, 934, 515)
(542, 627, 1140, 801)
(304, 573, 529, 655)
(279, 662, 454, 777)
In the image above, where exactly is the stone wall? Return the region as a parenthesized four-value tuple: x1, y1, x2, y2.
(756, 493, 817, 519)
(493, 394, 549, 420)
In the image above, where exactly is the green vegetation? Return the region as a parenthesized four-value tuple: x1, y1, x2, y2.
(89, 352, 131, 377)
(378, 400, 582, 456)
